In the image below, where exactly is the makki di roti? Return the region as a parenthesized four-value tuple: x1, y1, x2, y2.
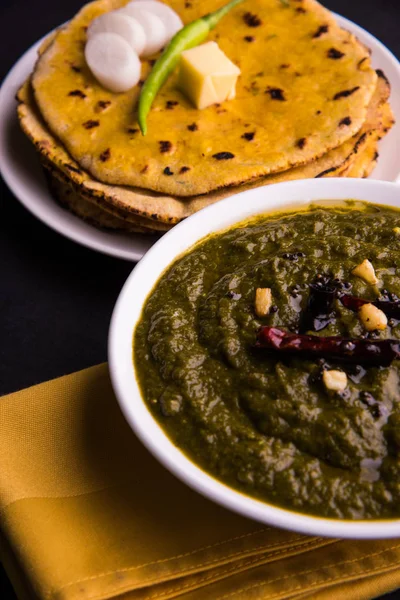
(31, 0, 378, 196)
(134, 203, 400, 520)
(17, 71, 393, 230)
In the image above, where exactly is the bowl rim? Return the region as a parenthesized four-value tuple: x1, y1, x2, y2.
(108, 178, 400, 539)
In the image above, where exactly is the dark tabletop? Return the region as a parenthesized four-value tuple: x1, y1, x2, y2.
(1, 0, 400, 598)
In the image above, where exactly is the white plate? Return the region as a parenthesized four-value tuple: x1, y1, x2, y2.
(1, 14, 400, 262)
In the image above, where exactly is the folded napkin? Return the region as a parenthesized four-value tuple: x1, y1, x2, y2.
(1, 365, 400, 600)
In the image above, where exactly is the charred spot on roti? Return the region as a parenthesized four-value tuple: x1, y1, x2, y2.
(212, 152, 235, 160)
(328, 48, 345, 59)
(68, 89, 86, 98)
(296, 7, 307, 13)
(97, 100, 111, 110)
(333, 87, 360, 100)
(179, 166, 190, 173)
(140, 165, 149, 174)
(71, 65, 82, 73)
(99, 148, 111, 162)
(242, 131, 255, 141)
(127, 128, 139, 134)
(64, 163, 82, 174)
(244, 36, 255, 42)
(358, 57, 369, 70)
(315, 166, 337, 178)
(159, 140, 173, 153)
(374, 151, 379, 161)
(243, 12, 262, 27)
(353, 132, 367, 154)
(82, 119, 99, 129)
(376, 69, 390, 84)
(266, 87, 286, 101)
(163, 167, 174, 176)
(280, 64, 290, 69)
(313, 25, 329, 38)
(296, 137, 307, 149)
(187, 123, 198, 131)
(166, 100, 179, 109)
(339, 116, 352, 126)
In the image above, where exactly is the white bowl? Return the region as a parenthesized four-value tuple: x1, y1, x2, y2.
(109, 178, 400, 539)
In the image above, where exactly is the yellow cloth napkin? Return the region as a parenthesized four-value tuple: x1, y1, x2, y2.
(1, 365, 400, 600)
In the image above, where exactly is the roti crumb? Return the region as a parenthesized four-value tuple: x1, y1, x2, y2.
(99, 148, 111, 162)
(166, 100, 179, 109)
(328, 48, 345, 59)
(212, 152, 235, 160)
(159, 140, 173, 153)
(244, 36, 255, 42)
(97, 100, 111, 110)
(163, 167, 174, 176)
(68, 90, 86, 98)
(187, 123, 198, 131)
(339, 116, 352, 126)
(333, 87, 360, 100)
(242, 132, 255, 141)
(313, 25, 329, 38)
(82, 119, 99, 129)
(179, 166, 191, 173)
(296, 137, 307, 149)
(266, 87, 286, 101)
(243, 12, 262, 27)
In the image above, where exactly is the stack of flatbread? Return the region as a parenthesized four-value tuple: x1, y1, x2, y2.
(17, 0, 395, 234)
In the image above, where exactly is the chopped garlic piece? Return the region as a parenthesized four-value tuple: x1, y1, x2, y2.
(255, 288, 272, 317)
(352, 259, 378, 285)
(322, 370, 347, 392)
(359, 303, 388, 331)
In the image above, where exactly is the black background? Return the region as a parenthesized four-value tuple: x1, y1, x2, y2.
(1, 0, 400, 597)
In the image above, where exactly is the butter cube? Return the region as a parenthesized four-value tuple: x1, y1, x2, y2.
(177, 41, 240, 110)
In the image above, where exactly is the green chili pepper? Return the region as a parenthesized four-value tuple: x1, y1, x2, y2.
(137, 0, 245, 135)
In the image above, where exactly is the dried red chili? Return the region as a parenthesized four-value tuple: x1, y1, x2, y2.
(256, 326, 400, 366)
(340, 294, 400, 319)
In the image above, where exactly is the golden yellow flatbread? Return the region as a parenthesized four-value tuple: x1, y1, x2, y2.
(17, 70, 392, 229)
(32, 0, 377, 196)
(44, 170, 162, 233)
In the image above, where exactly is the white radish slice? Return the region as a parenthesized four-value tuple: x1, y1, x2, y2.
(127, 1, 183, 40)
(118, 5, 167, 56)
(85, 33, 141, 93)
(87, 12, 146, 56)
